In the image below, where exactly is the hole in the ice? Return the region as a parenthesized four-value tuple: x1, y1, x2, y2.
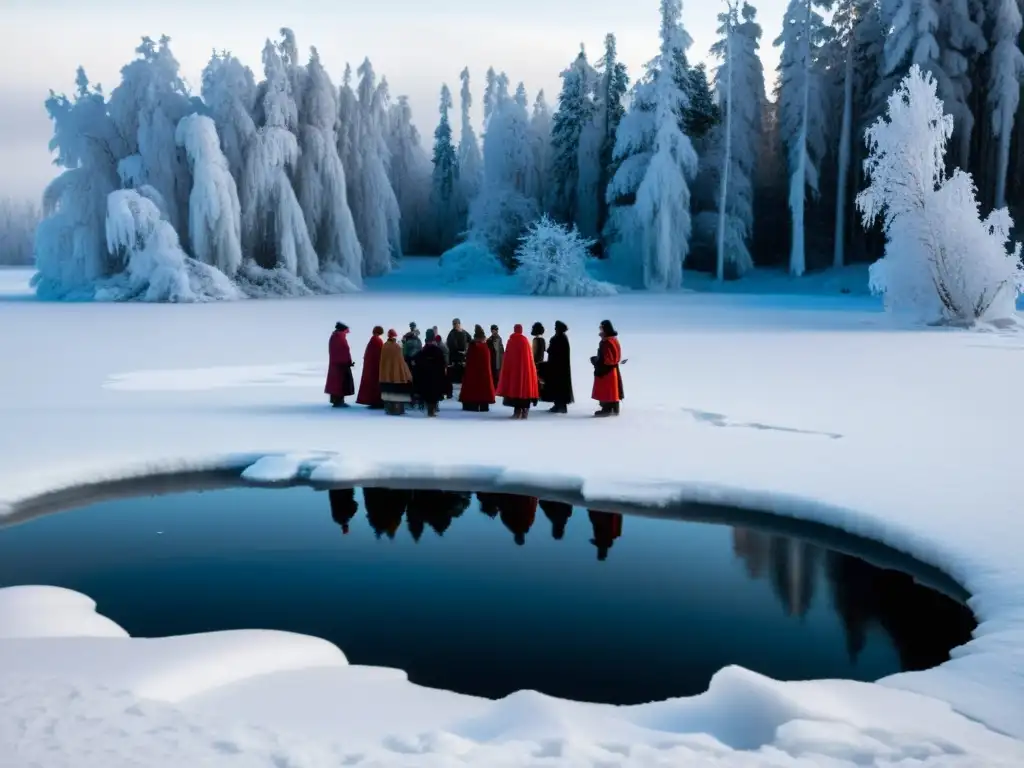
(0, 477, 976, 705)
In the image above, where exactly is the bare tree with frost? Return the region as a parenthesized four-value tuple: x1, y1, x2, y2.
(100, 188, 241, 302)
(174, 114, 243, 278)
(605, 0, 699, 289)
(514, 216, 616, 296)
(33, 68, 125, 299)
(239, 39, 319, 285)
(986, 0, 1024, 208)
(295, 47, 362, 289)
(856, 66, 1024, 325)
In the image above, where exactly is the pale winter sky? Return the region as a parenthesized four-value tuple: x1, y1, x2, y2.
(0, 0, 787, 200)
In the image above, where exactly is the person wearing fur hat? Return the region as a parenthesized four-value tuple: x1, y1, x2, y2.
(496, 324, 540, 419)
(542, 320, 574, 413)
(590, 319, 624, 417)
(458, 324, 496, 411)
(379, 329, 414, 415)
(325, 322, 355, 407)
(356, 326, 385, 408)
(412, 328, 449, 417)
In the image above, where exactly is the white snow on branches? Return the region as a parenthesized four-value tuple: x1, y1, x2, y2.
(514, 215, 617, 296)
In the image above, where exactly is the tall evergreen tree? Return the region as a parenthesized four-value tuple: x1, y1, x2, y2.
(527, 90, 553, 208)
(431, 84, 460, 251)
(594, 33, 630, 239)
(986, 0, 1024, 208)
(456, 67, 483, 224)
(549, 45, 597, 228)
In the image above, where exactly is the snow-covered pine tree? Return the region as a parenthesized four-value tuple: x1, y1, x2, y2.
(594, 33, 630, 239)
(483, 67, 498, 127)
(106, 36, 194, 240)
(527, 90, 553, 209)
(387, 94, 433, 254)
(200, 52, 258, 184)
(856, 65, 1024, 324)
(605, 0, 699, 289)
(174, 113, 243, 278)
(774, 0, 830, 276)
(240, 39, 319, 283)
(548, 45, 597, 229)
(33, 68, 125, 298)
(295, 47, 362, 289)
(457, 67, 483, 209)
(348, 58, 402, 275)
(682, 63, 719, 141)
(431, 84, 460, 251)
(985, 0, 1024, 208)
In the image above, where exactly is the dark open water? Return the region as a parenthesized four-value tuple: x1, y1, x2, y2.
(0, 486, 975, 704)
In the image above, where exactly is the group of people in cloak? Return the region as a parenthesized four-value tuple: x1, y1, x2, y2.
(325, 317, 625, 418)
(328, 488, 625, 560)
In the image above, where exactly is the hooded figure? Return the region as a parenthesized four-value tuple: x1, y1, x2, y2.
(588, 509, 623, 561)
(542, 320, 573, 413)
(496, 324, 539, 419)
(329, 488, 359, 534)
(499, 494, 538, 546)
(487, 325, 504, 386)
(591, 319, 624, 417)
(379, 329, 414, 415)
(540, 499, 573, 540)
(402, 322, 422, 364)
(459, 324, 496, 411)
(325, 322, 355, 407)
(413, 328, 448, 417)
(356, 326, 385, 407)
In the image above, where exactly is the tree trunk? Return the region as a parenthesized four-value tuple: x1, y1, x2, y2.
(833, 38, 854, 268)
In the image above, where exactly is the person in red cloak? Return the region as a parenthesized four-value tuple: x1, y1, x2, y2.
(325, 322, 355, 407)
(496, 324, 539, 419)
(459, 324, 496, 411)
(588, 509, 623, 560)
(356, 326, 385, 408)
(499, 494, 538, 546)
(590, 319, 624, 417)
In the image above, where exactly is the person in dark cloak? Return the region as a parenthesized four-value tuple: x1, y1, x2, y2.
(363, 487, 410, 540)
(458, 325, 496, 412)
(476, 492, 501, 518)
(588, 509, 623, 560)
(413, 328, 449, 417)
(324, 322, 355, 407)
(356, 326, 385, 408)
(402, 322, 422, 365)
(487, 325, 504, 386)
(431, 326, 453, 399)
(542, 320, 574, 413)
(328, 488, 359, 534)
(530, 322, 546, 405)
(446, 318, 472, 385)
(591, 319, 624, 417)
(498, 494, 538, 546)
(539, 499, 573, 540)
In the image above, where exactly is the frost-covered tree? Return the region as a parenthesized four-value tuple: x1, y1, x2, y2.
(387, 94, 432, 253)
(240, 39, 319, 282)
(33, 68, 125, 298)
(457, 67, 483, 209)
(985, 0, 1024, 208)
(514, 215, 616, 295)
(682, 63, 719, 141)
(295, 47, 362, 288)
(774, 0, 830, 276)
(856, 66, 1024, 324)
(201, 53, 257, 184)
(101, 188, 241, 302)
(593, 34, 630, 239)
(483, 67, 498, 127)
(107, 36, 194, 239)
(605, 0, 699, 289)
(431, 84, 460, 251)
(549, 46, 597, 229)
(0, 198, 39, 265)
(174, 114, 243, 278)
(526, 90, 553, 208)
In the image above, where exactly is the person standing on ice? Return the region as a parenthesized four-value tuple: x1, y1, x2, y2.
(458, 325, 496, 411)
(379, 329, 414, 415)
(431, 326, 453, 400)
(496, 324, 540, 420)
(487, 324, 504, 386)
(325, 322, 355, 408)
(446, 318, 472, 383)
(356, 326, 385, 408)
(542, 320, 573, 414)
(413, 329, 449, 417)
(402, 322, 422, 366)
(591, 319, 623, 417)
(530, 322, 547, 406)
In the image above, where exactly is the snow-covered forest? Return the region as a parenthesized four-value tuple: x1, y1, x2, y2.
(0, 198, 39, 265)
(26, 0, 1024, 302)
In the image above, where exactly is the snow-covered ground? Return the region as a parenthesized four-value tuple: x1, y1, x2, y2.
(1, 261, 1023, 766)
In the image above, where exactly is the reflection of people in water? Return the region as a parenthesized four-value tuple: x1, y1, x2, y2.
(499, 494, 538, 546)
(328, 488, 360, 534)
(588, 509, 623, 560)
(405, 490, 472, 539)
(539, 500, 573, 540)
(363, 487, 410, 539)
(476, 492, 502, 518)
